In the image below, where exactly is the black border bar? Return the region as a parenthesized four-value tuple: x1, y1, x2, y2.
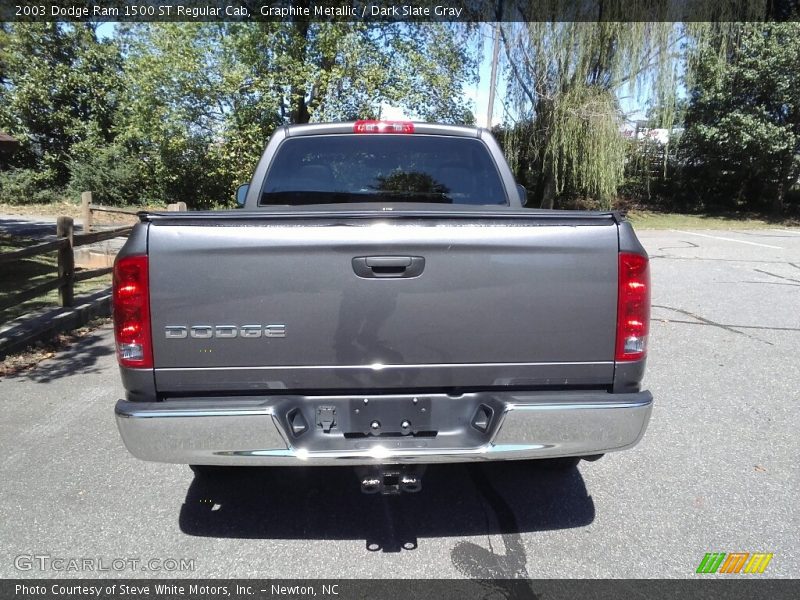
(1, 0, 799, 22)
(4, 579, 800, 600)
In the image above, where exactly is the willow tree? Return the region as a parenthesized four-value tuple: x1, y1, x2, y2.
(494, 1, 772, 208)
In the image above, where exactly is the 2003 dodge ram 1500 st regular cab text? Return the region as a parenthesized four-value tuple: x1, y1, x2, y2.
(114, 120, 652, 494)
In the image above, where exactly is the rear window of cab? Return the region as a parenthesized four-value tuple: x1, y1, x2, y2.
(260, 134, 508, 206)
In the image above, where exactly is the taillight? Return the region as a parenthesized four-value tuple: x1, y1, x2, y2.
(616, 252, 650, 362)
(353, 120, 415, 134)
(113, 255, 153, 368)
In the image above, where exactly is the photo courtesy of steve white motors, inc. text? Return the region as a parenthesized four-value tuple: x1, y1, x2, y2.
(14, 583, 341, 597)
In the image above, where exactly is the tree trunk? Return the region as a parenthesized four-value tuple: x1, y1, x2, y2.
(772, 182, 785, 216)
(291, 90, 310, 124)
(540, 170, 556, 209)
(772, 155, 796, 216)
(289, 10, 311, 124)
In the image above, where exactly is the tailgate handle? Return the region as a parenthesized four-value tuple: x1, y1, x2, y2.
(353, 256, 425, 278)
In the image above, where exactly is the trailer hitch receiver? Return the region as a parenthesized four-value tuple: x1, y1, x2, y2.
(357, 465, 425, 495)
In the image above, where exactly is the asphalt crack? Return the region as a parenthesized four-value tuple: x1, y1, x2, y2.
(735, 281, 800, 287)
(657, 240, 699, 252)
(753, 268, 800, 285)
(659, 319, 800, 333)
(652, 305, 775, 345)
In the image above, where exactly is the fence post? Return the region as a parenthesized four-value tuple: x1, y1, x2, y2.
(57, 216, 75, 307)
(81, 191, 93, 233)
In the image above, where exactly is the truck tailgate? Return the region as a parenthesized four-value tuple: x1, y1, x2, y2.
(146, 211, 619, 393)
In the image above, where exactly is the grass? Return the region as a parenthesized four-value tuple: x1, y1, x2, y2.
(0, 200, 164, 227)
(0, 200, 89, 220)
(626, 210, 799, 230)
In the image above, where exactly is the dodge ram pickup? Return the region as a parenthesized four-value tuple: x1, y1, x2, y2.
(113, 120, 652, 494)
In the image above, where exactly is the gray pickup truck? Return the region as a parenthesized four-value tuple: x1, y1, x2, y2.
(113, 121, 652, 494)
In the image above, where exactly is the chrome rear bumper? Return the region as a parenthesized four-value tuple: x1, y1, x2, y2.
(115, 390, 652, 466)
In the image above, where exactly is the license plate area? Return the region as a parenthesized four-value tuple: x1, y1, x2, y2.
(277, 392, 501, 453)
(344, 396, 434, 438)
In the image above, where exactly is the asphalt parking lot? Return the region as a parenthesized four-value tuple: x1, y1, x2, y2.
(0, 228, 798, 579)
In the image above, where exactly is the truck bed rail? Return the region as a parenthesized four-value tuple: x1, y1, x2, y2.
(140, 206, 621, 227)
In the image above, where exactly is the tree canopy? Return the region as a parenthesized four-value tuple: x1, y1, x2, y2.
(0, 21, 476, 208)
(0, 23, 122, 186)
(0, 18, 798, 217)
(679, 23, 800, 214)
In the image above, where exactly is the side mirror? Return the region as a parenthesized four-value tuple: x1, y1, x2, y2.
(235, 184, 249, 208)
(516, 184, 528, 207)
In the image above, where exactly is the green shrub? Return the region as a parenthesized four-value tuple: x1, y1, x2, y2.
(67, 142, 144, 206)
(0, 168, 63, 204)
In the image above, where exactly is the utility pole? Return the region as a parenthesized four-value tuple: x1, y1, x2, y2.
(486, 21, 501, 128)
